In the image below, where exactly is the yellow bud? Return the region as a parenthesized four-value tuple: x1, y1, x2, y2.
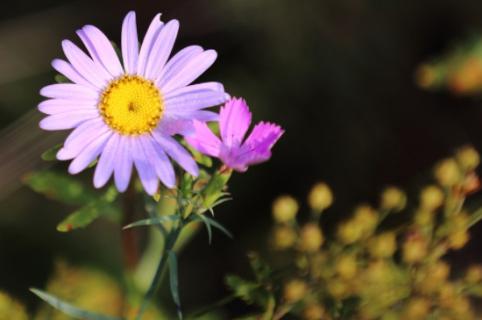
(456, 145, 480, 171)
(402, 236, 428, 264)
(354, 204, 378, 237)
(271, 225, 297, 250)
(414, 210, 434, 226)
(415, 64, 436, 89)
(0, 291, 28, 320)
(465, 265, 482, 284)
(448, 230, 469, 250)
(418, 262, 450, 294)
(368, 232, 397, 258)
(337, 220, 363, 244)
(303, 304, 326, 320)
(307, 182, 334, 213)
(438, 283, 456, 308)
(335, 255, 358, 279)
(299, 223, 324, 252)
(283, 279, 307, 303)
(419, 185, 444, 211)
(451, 297, 473, 317)
(380, 186, 406, 211)
(403, 298, 430, 320)
(272, 195, 299, 223)
(327, 279, 349, 299)
(449, 211, 469, 231)
(434, 158, 461, 187)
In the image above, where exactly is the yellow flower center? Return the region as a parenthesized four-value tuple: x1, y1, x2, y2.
(98, 75, 163, 135)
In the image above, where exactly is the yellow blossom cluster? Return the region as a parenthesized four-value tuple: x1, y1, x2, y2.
(269, 146, 482, 319)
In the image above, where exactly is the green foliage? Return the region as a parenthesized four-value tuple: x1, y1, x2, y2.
(24, 171, 96, 206)
(41, 144, 62, 161)
(30, 288, 122, 320)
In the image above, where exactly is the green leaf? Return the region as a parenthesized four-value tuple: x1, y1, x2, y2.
(123, 215, 180, 230)
(168, 251, 183, 319)
(41, 144, 62, 161)
(247, 252, 272, 282)
(197, 213, 213, 244)
(201, 170, 232, 208)
(56, 186, 119, 232)
(30, 288, 122, 320)
(200, 215, 233, 239)
(469, 207, 482, 228)
(55, 74, 70, 83)
(24, 171, 95, 206)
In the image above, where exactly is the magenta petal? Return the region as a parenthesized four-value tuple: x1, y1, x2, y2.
(236, 122, 284, 166)
(219, 98, 252, 148)
(185, 120, 222, 158)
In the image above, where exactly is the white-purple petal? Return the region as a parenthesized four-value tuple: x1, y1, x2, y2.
(39, 110, 99, 131)
(68, 130, 112, 174)
(137, 13, 164, 76)
(143, 19, 179, 80)
(163, 82, 225, 100)
(121, 11, 139, 74)
(57, 118, 109, 160)
(160, 50, 217, 94)
(164, 90, 227, 116)
(114, 136, 133, 192)
(40, 83, 99, 100)
(77, 25, 124, 77)
(94, 134, 120, 188)
(62, 40, 110, 88)
(156, 45, 203, 87)
(51, 59, 96, 89)
(143, 136, 176, 188)
(38, 99, 96, 115)
(151, 132, 198, 176)
(132, 137, 159, 195)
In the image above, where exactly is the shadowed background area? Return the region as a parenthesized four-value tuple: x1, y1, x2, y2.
(1, 0, 482, 317)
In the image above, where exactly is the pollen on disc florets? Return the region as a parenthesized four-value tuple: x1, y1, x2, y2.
(99, 75, 163, 135)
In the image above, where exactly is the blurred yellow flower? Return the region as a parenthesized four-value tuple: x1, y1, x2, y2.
(307, 182, 333, 213)
(272, 195, 299, 223)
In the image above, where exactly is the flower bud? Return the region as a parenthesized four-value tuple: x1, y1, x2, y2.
(299, 223, 324, 252)
(303, 304, 326, 320)
(402, 235, 428, 264)
(448, 230, 469, 250)
(380, 186, 406, 211)
(403, 298, 430, 320)
(337, 220, 363, 244)
(283, 279, 307, 303)
(335, 254, 358, 279)
(354, 204, 378, 237)
(419, 185, 444, 211)
(465, 265, 482, 284)
(307, 182, 333, 213)
(272, 195, 299, 223)
(456, 145, 480, 171)
(414, 210, 434, 226)
(368, 232, 397, 258)
(327, 279, 349, 299)
(434, 158, 461, 187)
(271, 225, 297, 250)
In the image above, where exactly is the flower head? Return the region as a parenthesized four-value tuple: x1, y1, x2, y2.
(38, 11, 228, 195)
(186, 98, 283, 171)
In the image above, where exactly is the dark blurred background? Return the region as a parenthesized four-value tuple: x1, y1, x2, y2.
(1, 0, 482, 317)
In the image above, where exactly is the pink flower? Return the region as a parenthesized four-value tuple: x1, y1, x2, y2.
(186, 98, 284, 172)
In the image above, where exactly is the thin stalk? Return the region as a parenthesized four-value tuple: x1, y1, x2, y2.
(122, 183, 140, 271)
(135, 225, 182, 320)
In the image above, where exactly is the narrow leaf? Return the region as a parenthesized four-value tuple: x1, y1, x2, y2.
(197, 213, 213, 244)
(168, 251, 183, 319)
(41, 144, 62, 161)
(30, 288, 122, 320)
(202, 215, 233, 239)
(123, 215, 179, 230)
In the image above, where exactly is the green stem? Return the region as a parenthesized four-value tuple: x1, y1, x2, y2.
(136, 226, 182, 320)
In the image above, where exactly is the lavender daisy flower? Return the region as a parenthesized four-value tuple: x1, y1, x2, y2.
(186, 98, 284, 172)
(38, 11, 229, 195)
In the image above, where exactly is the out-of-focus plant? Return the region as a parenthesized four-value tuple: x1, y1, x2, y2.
(226, 146, 482, 319)
(0, 290, 29, 320)
(416, 36, 482, 95)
